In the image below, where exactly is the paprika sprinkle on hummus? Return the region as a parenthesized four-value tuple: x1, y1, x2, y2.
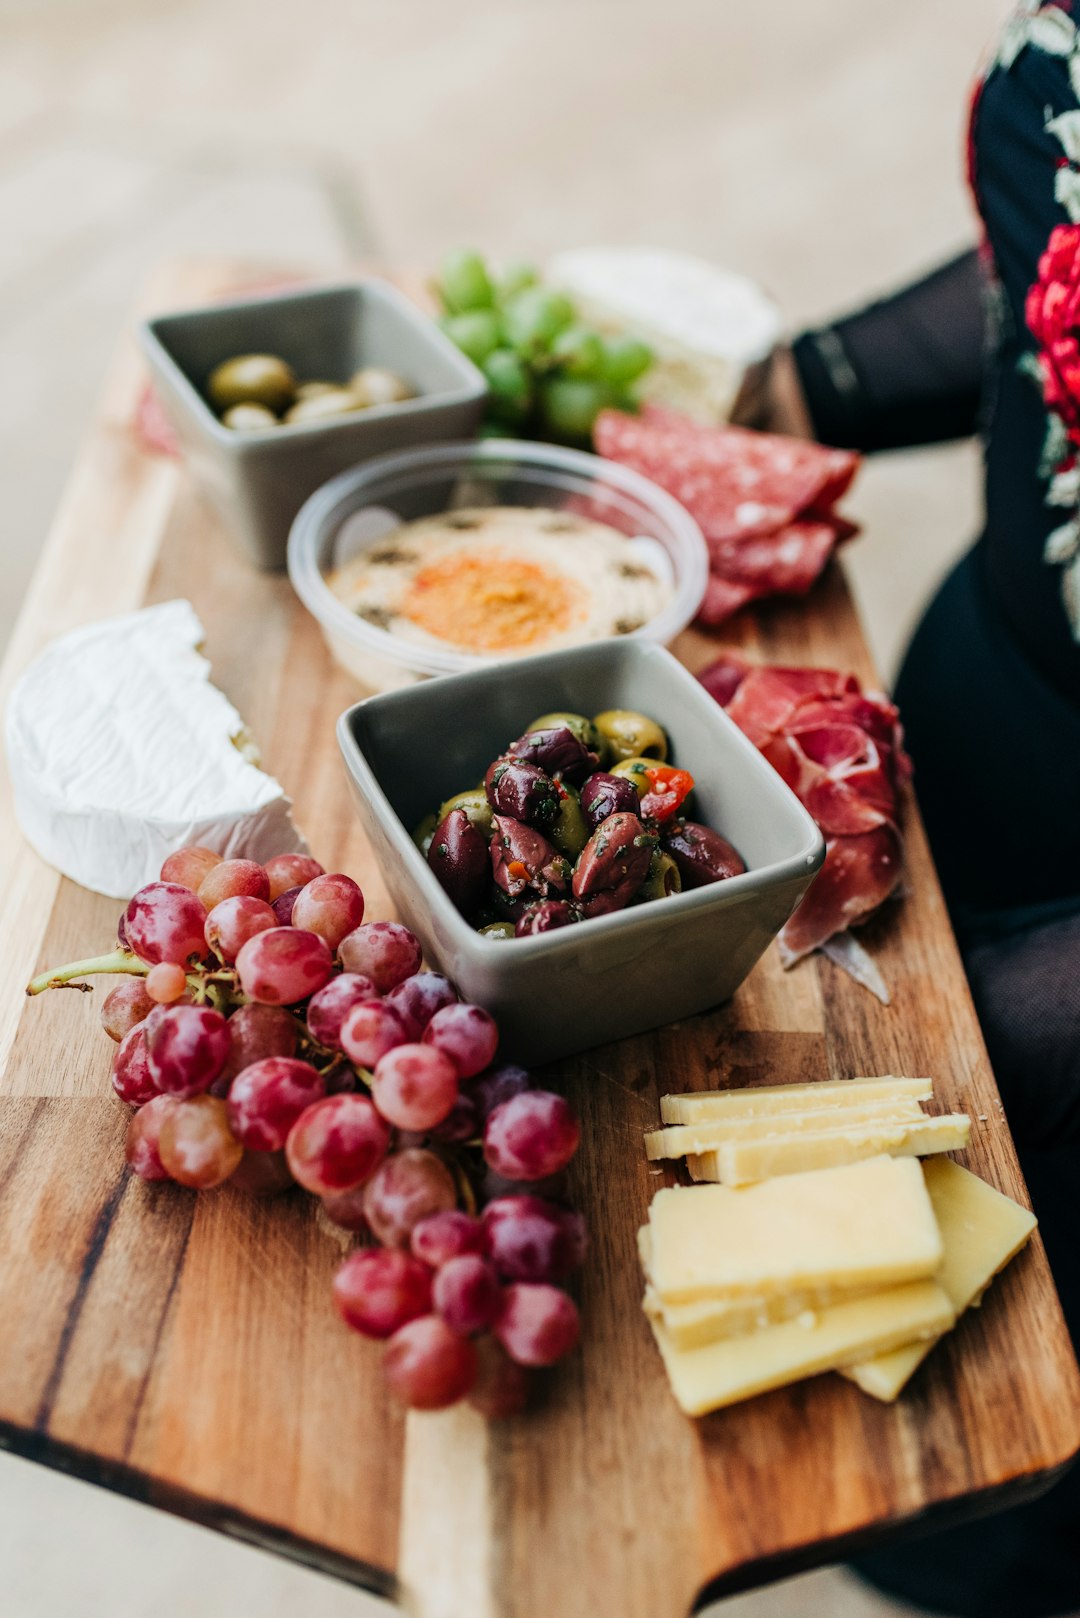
(327, 505, 672, 660)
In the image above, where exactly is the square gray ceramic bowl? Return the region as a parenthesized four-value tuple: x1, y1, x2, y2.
(138, 280, 487, 570)
(337, 640, 825, 1066)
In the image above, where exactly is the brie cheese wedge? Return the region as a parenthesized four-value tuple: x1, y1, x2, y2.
(5, 598, 307, 898)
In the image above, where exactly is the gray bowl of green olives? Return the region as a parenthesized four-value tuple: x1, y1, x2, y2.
(138, 280, 487, 569)
(337, 638, 825, 1065)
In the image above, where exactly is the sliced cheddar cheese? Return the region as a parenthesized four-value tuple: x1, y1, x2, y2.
(645, 1098, 927, 1161)
(659, 1076, 933, 1127)
(685, 1113, 971, 1186)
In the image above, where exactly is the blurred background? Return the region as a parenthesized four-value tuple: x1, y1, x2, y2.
(0, 0, 1001, 1613)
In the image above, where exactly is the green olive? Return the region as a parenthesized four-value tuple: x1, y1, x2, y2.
(638, 851, 682, 903)
(549, 783, 589, 859)
(610, 757, 657, 798)
(527, 711, 604, 756)
(221, 402, 278, 431)
(283, 388, 367, 425)
(208, 353, 296, 413)
(436, 788, 493, 837)
(593, 708, 668, 763)
(350, 367, 414, 407)
(478, 921, 516, 940)
(412, 812, 438, 856)
(295, 380, 341, 402)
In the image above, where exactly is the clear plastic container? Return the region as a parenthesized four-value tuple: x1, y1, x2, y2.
(287, 438, 708, 693)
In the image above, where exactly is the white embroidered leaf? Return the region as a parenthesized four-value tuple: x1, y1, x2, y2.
(1044, 517, 1080, 562)
(1047, 109, 1080, 161)
(1047, 464, 1080, 505)
(1018, 349, 1045, 386)
(1070, 51, 1080, 101)
(1054, 165, 1080, 221)
(1028, 6, 1077, 54)
(1060, 551, 1080, 639)
(1039, 411, 1069, 479)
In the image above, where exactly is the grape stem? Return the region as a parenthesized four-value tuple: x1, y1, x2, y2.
(25, 947, 149, 996)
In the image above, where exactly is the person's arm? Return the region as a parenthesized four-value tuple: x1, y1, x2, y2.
(743, 251, 987, 451)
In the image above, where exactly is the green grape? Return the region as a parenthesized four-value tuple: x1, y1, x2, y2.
(442, 309, 502, 366)
(439, 248, 495, 313)
(503, 288, 575, 357)
(537, 376, 609, 441)
(496, 261, 539, 303)
(483, 348, 532, 421)
(551, 325, 605, 379)
(600, 334, 653, 385)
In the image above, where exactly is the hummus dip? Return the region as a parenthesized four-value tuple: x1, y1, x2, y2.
(327, 506, 672, 658)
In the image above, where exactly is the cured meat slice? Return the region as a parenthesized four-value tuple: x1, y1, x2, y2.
(778, 824, 903, 964)
(133, 384, 179, 458)
(724, 665, 860, 749)
(697, 520, 843, 625)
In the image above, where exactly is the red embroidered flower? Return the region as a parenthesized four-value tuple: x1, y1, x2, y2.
(1027, 223, 1080, 445)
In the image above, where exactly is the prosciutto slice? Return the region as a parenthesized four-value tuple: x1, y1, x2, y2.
(594, 407, 860, 624)
(700, 654, 911, 991)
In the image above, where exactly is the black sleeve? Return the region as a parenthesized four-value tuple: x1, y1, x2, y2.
(791, 251, 987, 453)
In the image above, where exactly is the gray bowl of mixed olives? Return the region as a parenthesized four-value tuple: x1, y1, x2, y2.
(138, 280, 487, 569)
(337, 639, 824, 1065)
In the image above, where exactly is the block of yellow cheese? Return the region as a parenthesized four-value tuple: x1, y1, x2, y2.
(660, 1076, 933, 1126)
(842, 1157, 1037, 1401)
(646, 1154, 943, 1306)
(650, 1279, 956, 1415)
(645, 1098, 928, 1161)
(686, 1113, 971, 1186)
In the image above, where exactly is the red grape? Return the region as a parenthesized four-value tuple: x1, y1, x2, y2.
(494, 1283, 580, 1367)
(215, 1003, 297, 1092)
(197, 858, 270, 909)
(204, 895, 276, 963)
(372, 1044, 459, 1131)
(159, 1095, 243, 1188)
(228, 1149, 294, 1196)
(101, 978, 154, 1042)
(227, 1057, 326, 1151)
(284, 1093, 390, 1195)
(123, 882, 208, 966)
(321, 1058, 363, 1095)
(146, 1003, 230, 1098)
(291, 873, 365, 950)
(385, 972, 457, 1039)
(482, 1195, 587, 1283)
(307, 973, 378, 1050)
(160, 845, 222, 891)
(429, 1091, 480, 1144)
(264, 852, 324, 901)
(338, 921, 422, 992)
(340, 999, 409, 1069)
(112, 1025, 159, 1106)
(411, 1209, 489, 1268)
(319, 1184, 370, 1231)
(363, 1148, 457, 1248)
(383, 1316, 478, 1410)
(469, 1336, 530, 1419)
(483, 1090, 580, 1181)
(433, 1255, 502, 1335)
(145, 961, 188, 1004)
(235, 926, 334, 1005)
(333, 1248, 433, 1339)
(124, 1094, 178, 1180)
(469, 1064, 531, 1121)
(272, 885, 303, 925)
(422, 1003, 498, 1079)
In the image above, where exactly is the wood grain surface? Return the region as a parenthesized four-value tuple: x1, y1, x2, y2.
(0, 261, 1077, 1618)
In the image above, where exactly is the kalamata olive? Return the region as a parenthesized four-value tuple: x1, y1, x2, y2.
(207, 353, 296, 413)
(549, 782, 589, 858)
(663, 821, 746, 888)
(638, 851, 682, 902)
(428, 809, 489, 915)
(526, 710, 605, 758)
(579, 771, 641, 830)
(437, 787, 493, 837)
(222, 402, 278, 430)
(508, 726, 599, 783)
(485, 756, 559, 828)
(515, 900, 575, 936)
(350, 367, 414, 407)
(572, 812, 656, 914)
(592, 709, 668, 763)
(283, 388, 366, 425)
(490, 816, 570, 898)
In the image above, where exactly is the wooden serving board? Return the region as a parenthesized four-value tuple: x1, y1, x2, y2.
(1, 260, 1078, 1618)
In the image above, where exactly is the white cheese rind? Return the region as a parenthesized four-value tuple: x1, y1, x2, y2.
(5, 599, 307, 898)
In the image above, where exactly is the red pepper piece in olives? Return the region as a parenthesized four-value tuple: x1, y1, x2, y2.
(428, 808, 489, 915)
(515, 899, 576, 936)
(572, 812, 656, 914)
(484, 756, 560, 828)
(663, 821, 746, 888)
(507, 726, 599, 783)
(579, 771, 641, 831)
(490, 816, 570, 899)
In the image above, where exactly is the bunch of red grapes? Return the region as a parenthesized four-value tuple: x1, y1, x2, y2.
(36, 846, 585, 1417)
